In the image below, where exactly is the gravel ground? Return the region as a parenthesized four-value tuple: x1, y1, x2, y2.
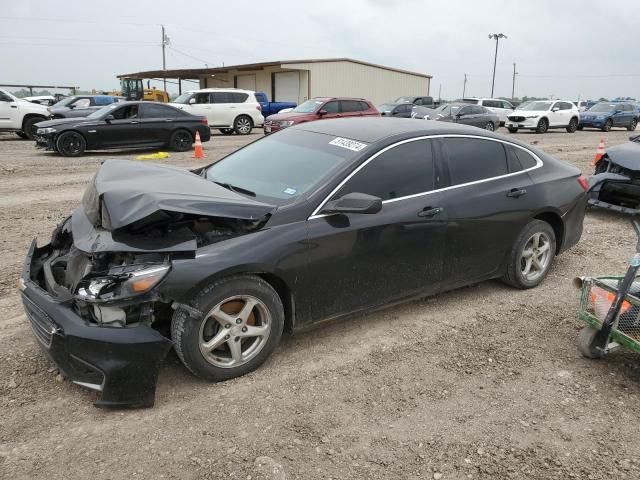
(1, 126, 639, 480)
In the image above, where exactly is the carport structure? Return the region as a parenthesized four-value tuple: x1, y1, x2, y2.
(118, 58, 431, 106)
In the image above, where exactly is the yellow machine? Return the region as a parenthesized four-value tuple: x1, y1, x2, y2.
(118, 78, 169, 102)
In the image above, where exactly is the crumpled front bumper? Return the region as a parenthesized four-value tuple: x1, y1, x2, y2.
(34, 134, 56, 150)
(20, 240, 173, 408)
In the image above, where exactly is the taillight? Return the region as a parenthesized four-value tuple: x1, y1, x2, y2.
(577, 175, 589, 192)
(201, 118, 208, 126)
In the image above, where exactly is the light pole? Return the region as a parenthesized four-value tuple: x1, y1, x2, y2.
(488, 33, 507, 98)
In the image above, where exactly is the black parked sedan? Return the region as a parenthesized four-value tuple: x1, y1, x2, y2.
(433, 103, 500, 131)
(20, 118, 587, 407)
(34, 101, 210, 157)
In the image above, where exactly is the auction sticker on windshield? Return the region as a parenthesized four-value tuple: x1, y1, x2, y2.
(329, 137, 368, 152)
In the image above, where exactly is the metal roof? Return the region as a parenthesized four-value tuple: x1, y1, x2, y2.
(118, 58, 432, 80)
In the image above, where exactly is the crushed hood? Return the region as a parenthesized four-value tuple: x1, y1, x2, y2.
(604, 141, 640, 171)
(83, 160, 276, 231)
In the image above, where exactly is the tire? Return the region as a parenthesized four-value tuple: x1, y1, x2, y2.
(15, 131, 28, 139)
(628, 119, 637, 131)
(502, 219, 556, 289)
(171, 275, 285, 382)
(219, 128, 234, 135)
(601, 119, 612, 132)
(22, 116, 45, 140)
(233, 115, 253, 135)
(577, 325, 604, 359)
(55, 131, 86, 157)
(169, 129, 193, 152)
(566, 117, 578, 133)
(484, 122, 495, 131)
(535, 118, 548, 134)
(577, 126, 584, 131)
(507, 127, 519, 133)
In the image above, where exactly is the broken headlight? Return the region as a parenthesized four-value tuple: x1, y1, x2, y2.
(76, 264, 170, 302)
(37, 127, 57, 134)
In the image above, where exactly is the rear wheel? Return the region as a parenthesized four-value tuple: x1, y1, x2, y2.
(535, 118, 548, 134)
(219, 128, 234, 135)
(169, 129, 193, 152)
(233, 115, 253, 135)
(484, 122, 495, 131)
(502, 220, 556, 289)
(628, 119, 638, 131)
(601, 119, 613, 132)
(171, 275, 284, 381)
(507, 127, 519, 133)
(577, 325, 604, 359)
(55, 131, 86, 157)
(566, 117, 578, 133)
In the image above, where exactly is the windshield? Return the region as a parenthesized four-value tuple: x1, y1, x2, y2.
(461, 99, 480, 104)
(173, 92, 193, 104)
(378, 104, 397, 112)
(205, 129, 363, 204)
(588, 103, 617, 113)
(435, 104, 462, 116)
(518, 101, 552, 111)
(86, 103, 119, 119)
(394, 97, 414, 103)
(292, 99, 324, 113)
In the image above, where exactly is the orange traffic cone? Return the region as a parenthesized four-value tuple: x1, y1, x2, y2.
(592, 138, 605, 165)
(193, 131, 204, 159)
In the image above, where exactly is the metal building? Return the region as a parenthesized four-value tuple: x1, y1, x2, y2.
(118, 58, 431, 106)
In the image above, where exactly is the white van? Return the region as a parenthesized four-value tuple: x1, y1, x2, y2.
(462, 98, 515, 126)
(171, 88, 264, 135)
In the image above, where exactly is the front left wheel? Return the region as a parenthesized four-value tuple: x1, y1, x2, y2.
(484, 122, 495, 131)
(171, 275, 284, 381)
(502, 220, 556, 289)
(55, 131, 86, 157)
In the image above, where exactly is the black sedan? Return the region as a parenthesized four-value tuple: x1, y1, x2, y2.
(20, 118, 587, 407)
(34, 101, 211, 157)
(378, 102, 414, 117)
(432, 103, 500, 131)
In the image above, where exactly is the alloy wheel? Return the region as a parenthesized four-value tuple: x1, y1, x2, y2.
(236, 117, 252, 134)
(485, 122, 495, 131)
(198, 295, 272, 368)
(59, 135, 82, 156)
(174, 131, 192, 150)
(520, 232, 552, 282)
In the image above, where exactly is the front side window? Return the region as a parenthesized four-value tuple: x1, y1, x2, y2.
(73, 98, 91, 109)
(335, 140, 434, 201)
(442, 138, 508, 186)
(112, 105, 139, 119)
(194, 93, 211, 104)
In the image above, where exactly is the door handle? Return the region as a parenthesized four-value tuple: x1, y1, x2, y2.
(10, 105, 17, 108)
(130, 121, 139, 124)
(164, 119, 173, 122)
(418, 206, 443, 217)
(506, 188, 527, 198)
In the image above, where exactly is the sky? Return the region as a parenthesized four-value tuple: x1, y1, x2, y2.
(2, 0, 639, 100)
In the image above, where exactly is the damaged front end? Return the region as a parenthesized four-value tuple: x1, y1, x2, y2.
(20, 160, 275, 408)
(589, 136, 640, 215)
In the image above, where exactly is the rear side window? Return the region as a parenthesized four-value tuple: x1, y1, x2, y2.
(336, 140, 434, 201)
(340, 100, 363, 112)
(442, 138, 508, 185)
(359, 101, 370, 111)
(94, 96, 114, 106)
(471, 105, 485, 114)
(142, 104, 177, 118)
(211, 92, 233, 103)
(230, 92, 249, 103)
(510, 146, 538, 170)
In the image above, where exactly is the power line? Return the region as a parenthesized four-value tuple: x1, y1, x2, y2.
(168, 46, 217, 66)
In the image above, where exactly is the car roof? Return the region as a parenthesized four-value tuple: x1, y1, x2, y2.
(312, 96, 369, 102)
(293, 117, 495, 143)
(187, 88, 256, 94)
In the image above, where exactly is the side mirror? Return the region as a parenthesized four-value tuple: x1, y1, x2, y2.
(551, 107, 559, 112)
(317, 109, 328, 116)
(322, 192, 382, 215)
(105, 114, 115, 122)
(69, 104, 76, 109)
(188, 98, 196, 105)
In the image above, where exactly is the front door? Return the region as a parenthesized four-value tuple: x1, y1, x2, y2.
(0, 91, 19, 129)
(99, 104, 142, 147)
(305, 139, 447, 321)
(437, 136, 537, 288)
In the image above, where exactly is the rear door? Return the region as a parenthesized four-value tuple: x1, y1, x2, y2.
(210, 92, 234, 126)
(138, 103, 179, 145)
(437, 136, 537, 288)
(547, 102, 564, 126)
(305, 138, 447, 319)
(339, 100, 366, 118)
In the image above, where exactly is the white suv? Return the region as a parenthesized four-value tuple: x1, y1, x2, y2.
(506, 100, 580, 134)
(0, 88, 50, 139)
(171, 88, 264, 135)
(462, 98, 514, 126)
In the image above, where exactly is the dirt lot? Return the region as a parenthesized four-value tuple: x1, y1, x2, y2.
(1, 126, 640, 480)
